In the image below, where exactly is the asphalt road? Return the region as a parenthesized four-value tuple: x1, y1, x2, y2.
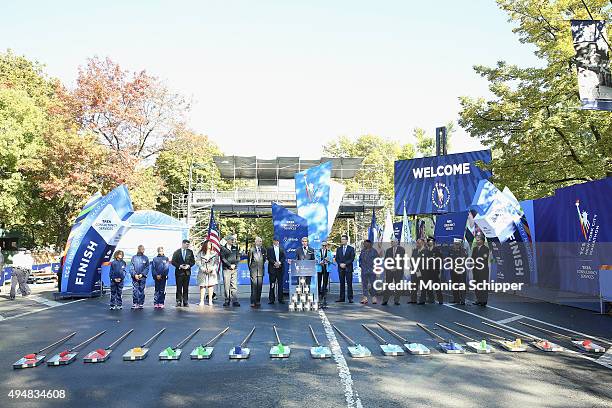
(0, 286, 611, 408)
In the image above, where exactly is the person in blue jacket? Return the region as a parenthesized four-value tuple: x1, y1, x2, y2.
(315, 241, 334, 306)
(109, 250, 126, 310)
(129, 245, 149, 309)
(151, 247, 169, 309)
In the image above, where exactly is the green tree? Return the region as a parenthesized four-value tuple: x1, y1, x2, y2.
(155, 128, 226, 214)
(323, 134, 416, 201)
(414, 127, 434, 157)
(0, 87, 46, 230)
(459, 0, 612, 200)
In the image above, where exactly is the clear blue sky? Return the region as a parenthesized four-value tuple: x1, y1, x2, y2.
(2, 0, 540, 157)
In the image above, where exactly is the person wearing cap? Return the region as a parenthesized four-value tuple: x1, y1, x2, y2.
(266, 237, 286, 304)
(423, 237, 443, 304)
(471, 234, 490, 306)
(248, 236, 267, 308)
(334, 234, 356, 303)
(381, 237, 405, 306)
(129, 245, 149, 309)
(449, 238, 467, 305)
(220, 235, 240, 307)
(316, 240, 334, 305)
(171, 239, 195, 307)
(9, 248, 32, 300)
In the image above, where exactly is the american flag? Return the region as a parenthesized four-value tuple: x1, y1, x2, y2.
(207, 208, 221, 254)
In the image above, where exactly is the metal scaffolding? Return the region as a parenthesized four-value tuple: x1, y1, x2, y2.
(171, 156, 388, 244)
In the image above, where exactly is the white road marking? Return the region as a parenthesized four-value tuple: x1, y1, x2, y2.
(319, 309, 363, 408)
(495, 315, 524, 324)
(443, 303, 612, 370)
(485, 304, 612, 345)
(0, 298, 88, 322)
(29, 295, 63, 307)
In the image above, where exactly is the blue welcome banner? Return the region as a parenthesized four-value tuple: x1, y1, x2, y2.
(295, 161, 331, 249)
(61, 185, 133, 296)
(395, 150, 491, 215)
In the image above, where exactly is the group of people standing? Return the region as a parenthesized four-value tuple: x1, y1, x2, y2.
(359, 234, 490, 307)
(109, 240, 199, 310)
(107, 233, 490, 310)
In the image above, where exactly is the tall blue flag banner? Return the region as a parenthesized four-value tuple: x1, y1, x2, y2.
(393, 222, 403, 241)
(295, 161, 331, 249)
(273, 203, 309, 261)
(367, 209, 377, 242)
(61, 185, 133, 296)
(272, 202, 309, 291)
(394, 150, 491, 215)
(534, 177, 612, 296)
(570, 20, 612, 111)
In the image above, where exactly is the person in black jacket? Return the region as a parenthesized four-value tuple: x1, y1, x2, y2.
(409, 238, 427, 304)
(449, 239, 467, 305)
(334, 235, 356, 303)
(266, 237, 285, 304)
(471, 234, 490, 306)
(171, 239, 195, 307)
(423, 237, 443, 304)
(295, 237, 314, 260)
(151, 247, 170, 309)
(381, 238, 405, 306)
(220, 235, 240, 307)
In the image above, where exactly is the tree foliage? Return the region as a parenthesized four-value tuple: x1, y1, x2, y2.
(459, 0, 612, 199)
(61, 57, 189, 159)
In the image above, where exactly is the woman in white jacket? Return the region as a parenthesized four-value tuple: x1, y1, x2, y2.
(195, 240, 220, 307)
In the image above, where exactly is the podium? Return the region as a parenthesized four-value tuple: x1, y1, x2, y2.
(288, 260, 318, 312)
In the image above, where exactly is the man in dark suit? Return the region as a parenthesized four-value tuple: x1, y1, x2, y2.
(334, 235, 355, 303)
(471, 234, 490, 306)
(449, 238, 468, 305)
(266, 237, 285, 304)
(295, 236, 315, 286)
(382, 238, 406, 305)
(423, 237, 444, 304)
(248, 236, 267, 308)
(295, 237, 314, 260)
(410, 238, 427, 304)
(171, 239, 195, 307)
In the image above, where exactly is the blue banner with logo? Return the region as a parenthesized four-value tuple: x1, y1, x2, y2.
(434, 211, 468, 244)
(61, 185, 133, 296)
(395, 150, 491, 215)
(533, 177, 612, 296)
(272, 202, 309, 291)
(295, 161, 331, 249)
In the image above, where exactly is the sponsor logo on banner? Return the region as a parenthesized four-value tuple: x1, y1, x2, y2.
(432, 182, 451, 210)
(575, 199, 599, 256)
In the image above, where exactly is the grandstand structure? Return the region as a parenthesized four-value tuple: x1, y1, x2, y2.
(171, 156, 387, 245)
